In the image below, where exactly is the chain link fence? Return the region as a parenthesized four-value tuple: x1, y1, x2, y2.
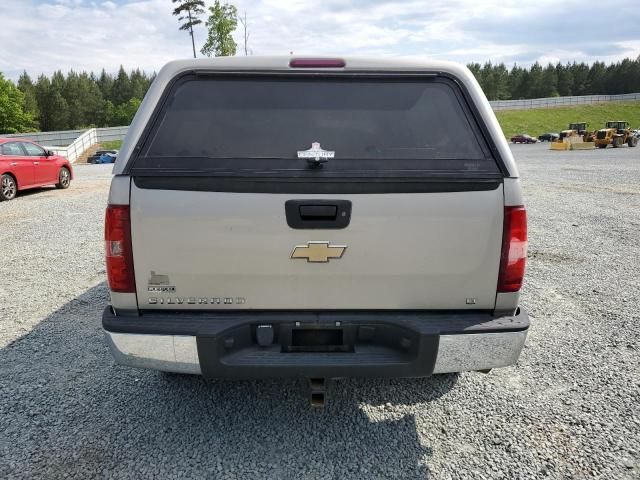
(490, 93, 640, 111)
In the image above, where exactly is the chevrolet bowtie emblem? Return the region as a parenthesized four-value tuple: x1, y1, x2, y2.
(291, 241, 347, 263)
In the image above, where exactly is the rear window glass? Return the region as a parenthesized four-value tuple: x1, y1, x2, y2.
(135, 75, 499, 176)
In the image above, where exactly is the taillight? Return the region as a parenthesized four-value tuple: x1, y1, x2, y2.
(497, 206, 527, 293)
(289, 58, 346, 68)
(105, 205, 136, 293)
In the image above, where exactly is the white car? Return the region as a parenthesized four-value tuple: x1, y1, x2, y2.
(102, 56, 528, 405)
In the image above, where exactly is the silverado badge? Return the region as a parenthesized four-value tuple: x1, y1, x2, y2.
(291, 241, 346, 263)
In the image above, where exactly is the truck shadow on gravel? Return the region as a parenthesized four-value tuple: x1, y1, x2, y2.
(1, 283, 458, 479)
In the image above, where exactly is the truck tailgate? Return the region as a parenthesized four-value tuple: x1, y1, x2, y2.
(130, 184, 503, 310)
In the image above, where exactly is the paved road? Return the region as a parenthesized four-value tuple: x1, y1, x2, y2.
(1, 146, 639, 479)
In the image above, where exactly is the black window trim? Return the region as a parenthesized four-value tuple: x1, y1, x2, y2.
(124, 70, 510, 179)
(132, 175, 502, 195)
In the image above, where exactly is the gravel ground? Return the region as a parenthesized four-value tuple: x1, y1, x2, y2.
(1, 146, 639, 479)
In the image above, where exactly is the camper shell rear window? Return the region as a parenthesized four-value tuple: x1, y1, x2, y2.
(129, 73, 502, 178)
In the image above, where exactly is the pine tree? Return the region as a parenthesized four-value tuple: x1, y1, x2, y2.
(540, 64, 559, 97)
(556, 64, 573, 97)
(17, 71, 39, 128)
(172, 0, 205, 58)
(97, 69, 114, 101)
(572, 62, 590, 96)
(586, 61, 605, 95)
(49, 71, 70, 130)
(78, 72, 105, 128)
(111, 66, 132, 106)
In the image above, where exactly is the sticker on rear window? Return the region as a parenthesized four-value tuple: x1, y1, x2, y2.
(297, 142, 335, 161)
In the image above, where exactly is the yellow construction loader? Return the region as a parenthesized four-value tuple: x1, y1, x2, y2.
(558, 122, 595, 142)
(594, 121, 638, 148)
(551, 122, 596, 150)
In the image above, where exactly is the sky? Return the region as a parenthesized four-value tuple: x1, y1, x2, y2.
(1, 0, 640, 81)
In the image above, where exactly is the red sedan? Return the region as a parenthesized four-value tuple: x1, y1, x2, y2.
(0, 138, 73, 201)
(510, 134, 538, 144)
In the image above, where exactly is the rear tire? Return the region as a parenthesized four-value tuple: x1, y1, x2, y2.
(0, 174, 17, 201)
(56, 167, 71, 189)
(612, 137, 622, 148)
(628, 136, 638, 147)
(597, 143, 607, 149)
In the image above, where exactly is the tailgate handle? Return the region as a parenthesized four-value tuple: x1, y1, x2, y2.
(299, 205, 338, 220)
(285, 200, 351, 229)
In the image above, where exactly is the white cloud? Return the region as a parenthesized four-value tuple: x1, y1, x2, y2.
(0, 0, 190, 80)
(1, 0, 639, 81)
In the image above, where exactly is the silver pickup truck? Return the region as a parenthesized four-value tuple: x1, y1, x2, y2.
(103, 57, 528, 400)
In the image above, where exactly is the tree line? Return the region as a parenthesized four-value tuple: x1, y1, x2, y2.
(469, 56, 640, 100)
(2, 57, 640, 134)
(0, 67, 154, 134)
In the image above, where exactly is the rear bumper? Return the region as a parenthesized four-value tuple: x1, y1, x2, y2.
(102, 308, 529, 378)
